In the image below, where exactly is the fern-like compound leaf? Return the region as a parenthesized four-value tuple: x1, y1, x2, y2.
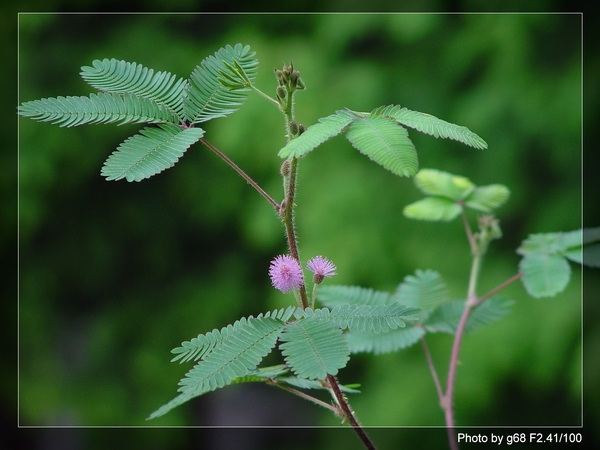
(345, 115, 418, 177)
(279, 317, 349, 380)
(277, 110, 354, 159)
(171, 328, 224, 364)
(183, 43, 258, 124)
(317, 285, 390, 308)
(372, 105, 488, 150)
(18, 92, 179, 128)
(392, 269, 449, 321)
(345, 325, 426, 355)
(176, 316, 284, 397)
(321, 304, 420, 333)
(171, 307, 296, 364)
(80, 58, 187, 120)
(147, 391, 196, 420)
(101, 123, 205, 181)
(423, 296, 513, 333)
(171, 306, 298, 363)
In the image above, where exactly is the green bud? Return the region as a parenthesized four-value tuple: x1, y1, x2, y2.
(288, 120, 299, 136)
(276, 85, 286, 100)
(290, 70, 300, 87)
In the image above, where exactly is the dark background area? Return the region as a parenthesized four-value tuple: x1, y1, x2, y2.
(3, 4, 597, 450)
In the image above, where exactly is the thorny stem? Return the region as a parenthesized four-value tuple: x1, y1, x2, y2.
(327, 374, 377, 450)
(274, 68, 374, 450)
(200, 138, 280, 212)
(282, 157, 309, 309)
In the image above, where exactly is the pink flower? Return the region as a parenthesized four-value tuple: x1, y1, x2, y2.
(269, 255, 304, 293)
(307, 256, 336, 284)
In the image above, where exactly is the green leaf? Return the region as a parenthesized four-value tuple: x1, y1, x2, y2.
(147, 392, 196, 421)
(372, 104, 488, 149)
(170, 328, 223, 364)
(519, 253, 571, 298)
(279, 317, 349, 380)
(331, 304, 419, 333)
(183, 43, 258, 124)
(80, 58, 187, 119)
(101, 123, 204, 181)
(403, 196, 462, 221)
(581, 243, 600, 268)
(178, 317, 284, 393)
(413, 169, 475, 200)
(277, 110, 354, 159)
(392, 269, 449, 320)
(149, 316, 285, 420)
(464, 184, 510, 212)
(345, 115, 418, 177)
(170, 307, 296, 364)
(345, 325, 426, 354)
(277, 376, 360, 393)
(423, 296, 512, 333)
(317, 285, 390, 308)
(217, 59, 253, 90)
(558, 228, 600, 267)
(301, 304, 419, 333)
(18, 92, 179, 127)
(171, 306, 298, 364)
(227, 364, 290, 385)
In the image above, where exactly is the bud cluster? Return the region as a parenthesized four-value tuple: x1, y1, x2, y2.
(273, 61, 306, 115)
(274, 60, 305, 92)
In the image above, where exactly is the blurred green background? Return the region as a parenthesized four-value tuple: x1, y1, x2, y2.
(12, 10, 597, 450)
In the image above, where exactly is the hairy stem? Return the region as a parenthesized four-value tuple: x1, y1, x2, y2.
(274, 72, 372, 450)
(250, 84, 280, 107)
(282, 156, 309, 309)
(200, 138, 280, 211)
(327, 374, 377, 450)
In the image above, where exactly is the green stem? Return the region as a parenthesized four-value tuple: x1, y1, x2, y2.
(250, 84, 281, 108)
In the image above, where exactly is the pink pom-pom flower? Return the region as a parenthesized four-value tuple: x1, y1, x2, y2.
(269, 255, 304, 293)
(307, 256, 337, 284)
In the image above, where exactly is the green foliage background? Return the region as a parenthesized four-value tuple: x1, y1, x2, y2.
(13, 11, 597, 449)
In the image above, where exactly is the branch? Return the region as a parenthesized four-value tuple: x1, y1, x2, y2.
(327, 374, 377, 450)
(200, 137, 281, 212)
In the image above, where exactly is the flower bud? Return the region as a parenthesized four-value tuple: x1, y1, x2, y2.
(280, 159, 291, 177)
(276, 85, 286, 101)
